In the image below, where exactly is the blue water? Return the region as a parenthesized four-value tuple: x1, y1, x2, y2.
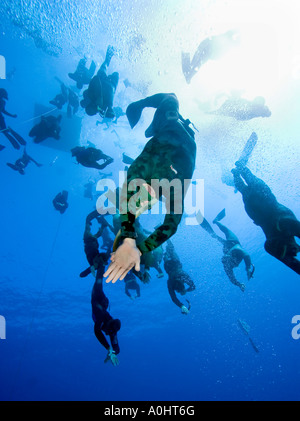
(0, 0, 300, 401)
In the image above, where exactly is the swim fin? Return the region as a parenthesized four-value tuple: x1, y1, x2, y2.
(199, 217, 217, 237)
(213, 208, 226, 224)
(181, 52, 193, 84)
(4, 131, 20, 149)
(80, 267, 91, 278)
(238, 132, 257, 166)
(8, 127, 27, 145)
(0, 144, 5, 151)
(126, 101, 144, 129)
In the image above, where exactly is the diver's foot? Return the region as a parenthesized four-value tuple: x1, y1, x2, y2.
(239, 283, 246, 292)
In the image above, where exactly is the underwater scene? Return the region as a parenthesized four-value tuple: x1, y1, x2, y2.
(0, 0, 300, 402)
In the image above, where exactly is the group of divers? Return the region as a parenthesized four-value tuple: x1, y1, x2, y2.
(1, 30, 299, 366)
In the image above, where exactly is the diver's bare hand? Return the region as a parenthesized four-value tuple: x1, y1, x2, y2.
(104, 238, 141, 283)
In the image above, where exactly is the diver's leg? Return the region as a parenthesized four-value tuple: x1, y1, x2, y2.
(7, 127, 26, 145)
(214, 221, 240, 243)
(199, 217, 226, 245)
(3, 131, 20, 149)
(28, 155, 42, 167)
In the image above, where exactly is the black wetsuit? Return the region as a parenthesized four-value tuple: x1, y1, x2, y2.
(0, 98, 26, 149)
(71, 146, 113, 170)
(53, 191, 69, 214)
(49, 83, 68, 110)
(29, 115, 62, 143)
(92, 262, 120, 355)
(164, 241, 195, 309)
(80, 47, 119, 118)
(119, 93, 197, 255)
(83, 211, 120, 354)
(7, 149, 42, 174)
(233, 165, 300, 274)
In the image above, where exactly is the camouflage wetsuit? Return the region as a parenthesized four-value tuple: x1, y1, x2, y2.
(119, 93, 197, 255)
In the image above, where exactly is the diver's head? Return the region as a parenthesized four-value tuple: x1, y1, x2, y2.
(0, 88, 8, 100)
(105, 318, 121, 335)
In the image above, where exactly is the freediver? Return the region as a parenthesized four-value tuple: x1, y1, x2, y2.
(7, 148, 42, 175)
(164, 240, 195, 314)
(232, 161, 300, 275)
(199, 209, 254, 291)
(0, 88, 27, 150)
(80, 46, 119, 119)
(71, 146, 114, 170)
(29, 115, 62, 143)
(104, 92, 196, 284)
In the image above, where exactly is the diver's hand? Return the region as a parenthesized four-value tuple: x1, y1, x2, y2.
(181, 305, 189, 315)
(239, 283, 246, 292)
(12, 114, 17, 118)
(247, 264, 255, 280)
(104, 238, 141, 283)
(104, 348, 119, 366)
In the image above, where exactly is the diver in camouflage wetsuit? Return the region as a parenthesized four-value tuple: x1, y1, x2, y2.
(104, 93, 197, 283)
